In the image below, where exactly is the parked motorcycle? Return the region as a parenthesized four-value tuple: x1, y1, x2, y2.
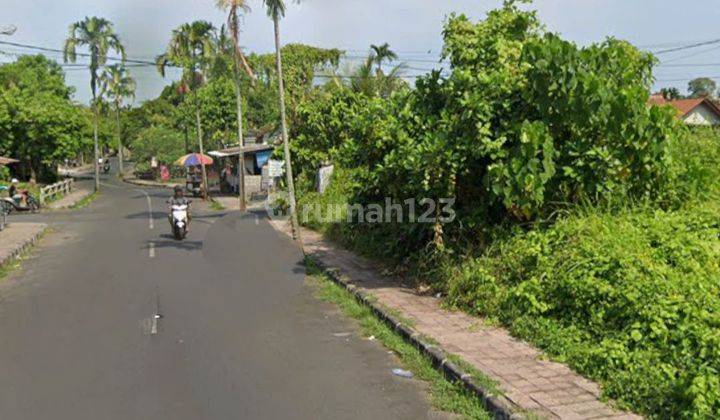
(102, 161, 111, 174)
(170, 203, 190, 240)
(0, 186, 40, 213)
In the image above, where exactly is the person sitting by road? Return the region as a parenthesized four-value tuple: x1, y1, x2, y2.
(167, 185, 191, 229)
(9, 179, 27, 207)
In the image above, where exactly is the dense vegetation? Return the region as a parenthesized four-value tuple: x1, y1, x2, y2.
(0, 55, 98, 182)
(122, 43, 341, 176)
(289, 2, 720, 417)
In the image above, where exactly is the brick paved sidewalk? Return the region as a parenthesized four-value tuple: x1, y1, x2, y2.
(269, 219, 641, 420)
(0, 223, 46, 267)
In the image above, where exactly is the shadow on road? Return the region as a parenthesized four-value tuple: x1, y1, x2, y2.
(149, 235, 203, 251)
(126, 211, 167, 220)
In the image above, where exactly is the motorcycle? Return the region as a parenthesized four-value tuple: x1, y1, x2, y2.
(102, 161, 111, 174)
(170, 203, 190, 240)
(0, 186, 40, 213)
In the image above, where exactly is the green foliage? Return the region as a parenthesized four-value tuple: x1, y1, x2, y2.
(289, 5, 720, 417)
(688, 77, 717, 99)
(661, 87, 683, 100)
(131, 125, 186, 166)
(290, 0, 683, 257)
(0, 55, 91, 181)
(194, 76, 240, 149)
(247, 43, 342, 123)
(445, 201, 720, 418)
(667, 127, 720, 200)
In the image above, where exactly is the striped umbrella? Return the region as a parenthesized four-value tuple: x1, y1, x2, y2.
(175, 153, 214, 167)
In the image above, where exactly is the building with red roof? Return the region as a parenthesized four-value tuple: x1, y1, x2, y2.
(649, 94, 720, 126)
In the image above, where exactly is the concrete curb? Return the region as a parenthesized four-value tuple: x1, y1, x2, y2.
(0, 225, 48, 268)
(307, 256, 524, 420)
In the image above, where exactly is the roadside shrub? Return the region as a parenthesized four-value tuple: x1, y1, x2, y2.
(445, 204, 720, 418)
(667, 127, 720, 202)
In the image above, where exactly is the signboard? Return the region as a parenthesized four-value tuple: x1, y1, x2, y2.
(267, 159, 284, 177)
(151, 156, 158, 169)
(317, 165, 334, 193)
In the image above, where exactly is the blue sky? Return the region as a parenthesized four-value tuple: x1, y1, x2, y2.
(3, 0, 720, 103)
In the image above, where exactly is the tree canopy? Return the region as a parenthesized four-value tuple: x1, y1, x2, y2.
(0, 55, 92, 181)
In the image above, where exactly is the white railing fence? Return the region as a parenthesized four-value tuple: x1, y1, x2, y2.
(40, 178, 74, 205)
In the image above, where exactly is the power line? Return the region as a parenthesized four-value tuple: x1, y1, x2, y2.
(0, 39, 177, 68)
(659, 44, 720, 64)
(657, 63, 720, 68)
(653, 38, 720, 55)
(656, 75, 720, 83)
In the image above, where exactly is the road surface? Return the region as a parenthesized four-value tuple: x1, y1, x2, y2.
(0, 168, 446, 419)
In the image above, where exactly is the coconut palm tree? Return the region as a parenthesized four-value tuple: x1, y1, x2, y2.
(370, 43, 397, 75)
(156, 21, 217, 199)
(216, 0, 254, 211)
(64, 17, 126, 191)
(99, 64, 135, 177)
(262, 0, 301, 242)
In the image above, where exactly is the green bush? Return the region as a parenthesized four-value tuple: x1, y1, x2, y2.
(131, 125, 185, 167)
(445, 203, 720, 418)
(667, 127, 720, 202)
(290, 1, 683, 258)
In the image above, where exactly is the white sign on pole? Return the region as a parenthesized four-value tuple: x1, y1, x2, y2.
(317, 165, 334, 193)
(267, 159, 284, 177)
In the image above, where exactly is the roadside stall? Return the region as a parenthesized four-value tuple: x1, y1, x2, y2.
(175, 153, 214, 198)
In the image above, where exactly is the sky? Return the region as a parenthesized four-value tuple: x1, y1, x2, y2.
(3, 0, 720, 104)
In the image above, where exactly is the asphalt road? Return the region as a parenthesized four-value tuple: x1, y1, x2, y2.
(0, 167, 447, 419)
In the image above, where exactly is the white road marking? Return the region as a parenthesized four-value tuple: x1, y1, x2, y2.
(134, 189, 154, 230)
(150, 314, 160, 335)
(149, 242, 155, 258)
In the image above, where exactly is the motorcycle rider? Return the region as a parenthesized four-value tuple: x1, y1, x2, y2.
(167, 185, 191, 231)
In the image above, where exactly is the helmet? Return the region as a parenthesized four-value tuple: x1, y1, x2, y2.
(174, 185, 183, 192)
(11, 178, 18, 184)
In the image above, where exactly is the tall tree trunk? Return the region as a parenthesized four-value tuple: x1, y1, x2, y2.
(232, 44, 246, 211)
(115, 103, 124, 178)
(92, 104, 100, 192)
(273, 16, 301, 243)
(194, 93, 209, 200)
(90, 68, 100, 192)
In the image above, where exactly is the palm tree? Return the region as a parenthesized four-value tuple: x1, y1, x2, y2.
(156, 21, 217, 199)
(64, 17, 126, 191)
(100, 64, 135, 178)
(216, 0, 253, 211)
(348, 54, 406, 98)
(370, 43, 397, 75)
(262, 0, 301, 242)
